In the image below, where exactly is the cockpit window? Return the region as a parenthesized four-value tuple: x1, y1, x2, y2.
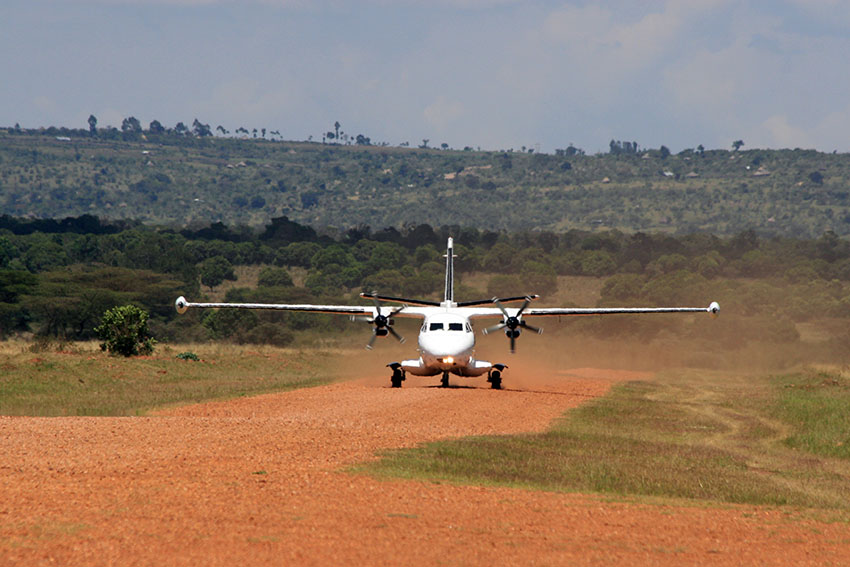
(448, 323, 463, 331)
(429, 322, 444, 331)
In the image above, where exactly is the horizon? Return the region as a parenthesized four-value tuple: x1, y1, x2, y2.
(3, 1, 850, 155)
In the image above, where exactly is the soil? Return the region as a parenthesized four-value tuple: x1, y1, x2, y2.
(2, 367, 850, 566)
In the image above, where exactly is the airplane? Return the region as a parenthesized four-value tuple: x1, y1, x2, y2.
(175, 238, 719, 390)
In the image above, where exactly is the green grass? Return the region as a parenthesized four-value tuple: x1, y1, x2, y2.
(772, 369, 850, 459)
(361, 368, 850, 511)
(0, 341, 339, 416)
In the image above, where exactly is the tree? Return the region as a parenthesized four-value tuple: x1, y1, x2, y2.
(149, 120, 165, 134)
(88, 114, 97, 136)
(192, 119, 212, 137)
(334, 121, 340, 140)
(95, 304, 156, 357)
(121, 116, 142, 134)
(732, 140, 744, 151)
(257, 266, 293, 287)
(199, 256, 236, 290)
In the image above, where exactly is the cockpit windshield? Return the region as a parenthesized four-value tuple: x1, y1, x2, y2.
(427, 321, 468, 332)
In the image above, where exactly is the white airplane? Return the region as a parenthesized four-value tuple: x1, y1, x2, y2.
(175, 238, 719, 389)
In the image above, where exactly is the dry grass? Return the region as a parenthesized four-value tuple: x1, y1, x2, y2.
(0, 341, 341, 416)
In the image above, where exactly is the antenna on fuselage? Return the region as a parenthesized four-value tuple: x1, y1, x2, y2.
(443, 237, 457, 305)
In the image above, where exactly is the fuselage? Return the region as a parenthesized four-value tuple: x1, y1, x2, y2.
(418, 312, 476, 373)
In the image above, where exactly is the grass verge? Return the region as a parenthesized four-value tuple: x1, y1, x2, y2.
(0, 341, 340, 416)
(361, 367, 850, 511)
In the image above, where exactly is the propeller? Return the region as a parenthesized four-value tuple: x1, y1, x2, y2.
(482, 296, 542, 353)
(357, 295, 405, 349)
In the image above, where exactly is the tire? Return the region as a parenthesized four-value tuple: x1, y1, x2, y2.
(391, 369, 404, 388)
(489, 370, 502, 390)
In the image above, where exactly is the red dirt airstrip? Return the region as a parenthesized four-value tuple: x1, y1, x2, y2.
(2, 367, 850, 566)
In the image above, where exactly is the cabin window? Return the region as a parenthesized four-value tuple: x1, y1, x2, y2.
(429, 322, 444, 331)
(448, 323, 464, 331)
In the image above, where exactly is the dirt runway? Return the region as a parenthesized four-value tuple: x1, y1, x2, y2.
(2, 368, 850, 566)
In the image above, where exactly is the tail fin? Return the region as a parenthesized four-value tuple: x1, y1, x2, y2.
(444, 237, 456, 304)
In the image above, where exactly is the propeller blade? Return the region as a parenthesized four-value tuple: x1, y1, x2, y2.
(483, 322, 506, 335)
(388, 326, 406, 344)
(519, 321, 543, 334)
(366, 330, 378, 350)
(516, 297, 532, 317)
(492, 298, 510, 318)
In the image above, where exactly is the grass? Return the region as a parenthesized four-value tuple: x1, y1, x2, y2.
(771, 368, 850, 459)
(361, 367, 850, 511)
(0, 340, 341, 416)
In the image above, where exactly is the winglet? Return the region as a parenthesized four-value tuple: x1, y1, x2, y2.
(708, 301, 720, 317)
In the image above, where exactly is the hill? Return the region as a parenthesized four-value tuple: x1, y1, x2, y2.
(1, 129, 847, 237)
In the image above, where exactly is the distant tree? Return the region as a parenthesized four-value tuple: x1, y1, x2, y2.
(257, 266, 294, 288)
(174, 122, 189, 136)
(149, 120, 165, 134)
(334, 121, 340, 140)
(192, 119, 212, 137)
(121, 116, 142, 136)
(441, 143, 449, 150)
(697, 144, 705, 155)
(732, 140, 745, 151)
(809, 171, 824, 185)
(88, 114, 97, 136)
(252, 128, 258, 138)
(420, 139, 430, 149)
(261, 128, 266, 138)
(216, 125, 228, 136)
(355, 134, 371, 145)
(199, 256, 236, 290)
(659, 145, 671, 159)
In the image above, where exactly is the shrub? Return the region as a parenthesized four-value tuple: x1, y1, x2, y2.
(176, 351, 200, 361)
(95, 304, 156, 357)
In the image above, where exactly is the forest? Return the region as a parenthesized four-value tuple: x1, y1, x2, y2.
(2, 213, 849, 369)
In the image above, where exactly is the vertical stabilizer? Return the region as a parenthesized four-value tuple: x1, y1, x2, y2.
(444, 237, 456, 304)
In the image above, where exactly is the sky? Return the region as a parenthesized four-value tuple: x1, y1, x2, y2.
(3, 0, 850, 154)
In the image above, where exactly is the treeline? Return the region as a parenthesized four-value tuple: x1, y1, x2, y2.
(2, 130, 846, 237)
(3, 215, 850, 358)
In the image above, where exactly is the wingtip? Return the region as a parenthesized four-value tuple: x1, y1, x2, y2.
(708, 301, 720, 317)
(175, 296, 189, 314)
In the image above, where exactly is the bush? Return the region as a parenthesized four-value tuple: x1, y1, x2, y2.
(95, 304, 156, 357)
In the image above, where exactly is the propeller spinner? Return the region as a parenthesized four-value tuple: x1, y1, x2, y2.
(358, 295, 405, 349)
(482, 296, 542, 353)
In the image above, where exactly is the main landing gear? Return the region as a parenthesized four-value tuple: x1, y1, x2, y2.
(487, 369, 502, 390)
(388, 363, 405, 388)
(441, 372, 450, 388)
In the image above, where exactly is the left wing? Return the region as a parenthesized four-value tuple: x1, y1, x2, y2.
(524, 302, 720, 317)
(462, 301, 720, 319)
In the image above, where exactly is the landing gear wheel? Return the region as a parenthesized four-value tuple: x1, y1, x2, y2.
(488, 370, 502, 390)
(390, 368, 405, 388)
(441, 372, 450, 388)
